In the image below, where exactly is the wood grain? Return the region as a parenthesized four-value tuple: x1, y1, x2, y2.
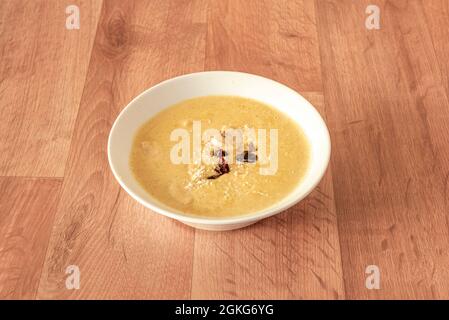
(422, 0, 449, 100)
(0, 0, 448, 299)
(206, 0, 322, 92)
(191, 2, 342, 298)
(0, 177, 62, 299)
(192, 93, 344, 299)
(0, 0, 102, 177)
(315, 0, 449, 299)
(36, 0, 206, 299)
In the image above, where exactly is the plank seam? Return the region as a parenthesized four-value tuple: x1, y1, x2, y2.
(312, 0, 347, 299)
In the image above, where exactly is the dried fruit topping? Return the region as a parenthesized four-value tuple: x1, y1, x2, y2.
(216, 158, 230, 174)
(236, 150, 257, 163)
(207, 149, 230, 179)
(214, 149, 228, 157)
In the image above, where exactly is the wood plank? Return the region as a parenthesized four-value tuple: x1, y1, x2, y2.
(193, 0, 343, 299)
(315, 0, 449, 299)
(191, 93, 345, 299)
(1, 0, 446, 300)
(0, 0, 102, 177)
(0, 177, 62, 299)
(421, 1, 449, 174)
(422, 0, 449, 99)
(36, 0, 207, 299)
(205, 0, 322, 92)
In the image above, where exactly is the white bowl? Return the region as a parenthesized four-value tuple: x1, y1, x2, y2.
(108, 71, 331, 231)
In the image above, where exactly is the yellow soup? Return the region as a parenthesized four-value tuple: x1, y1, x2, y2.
(130, 96, 310, 217)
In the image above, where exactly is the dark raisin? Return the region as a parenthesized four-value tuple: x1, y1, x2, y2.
(237, 151, 257, 163)
(207, 153, 230, 179)
(214, 149, 228, 157)
(219, 162, 230, 174)
(216, 157, 230, 173)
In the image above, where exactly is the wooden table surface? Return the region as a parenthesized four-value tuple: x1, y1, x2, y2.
(1, 0, 449, 300)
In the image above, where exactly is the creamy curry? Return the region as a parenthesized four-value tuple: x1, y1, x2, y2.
(130, 96, 310, 217)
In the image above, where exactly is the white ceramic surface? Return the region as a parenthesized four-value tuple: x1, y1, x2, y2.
(108, 71, 331, 231)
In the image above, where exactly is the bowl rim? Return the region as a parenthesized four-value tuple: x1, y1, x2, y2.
(107, 70, 331, 226)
